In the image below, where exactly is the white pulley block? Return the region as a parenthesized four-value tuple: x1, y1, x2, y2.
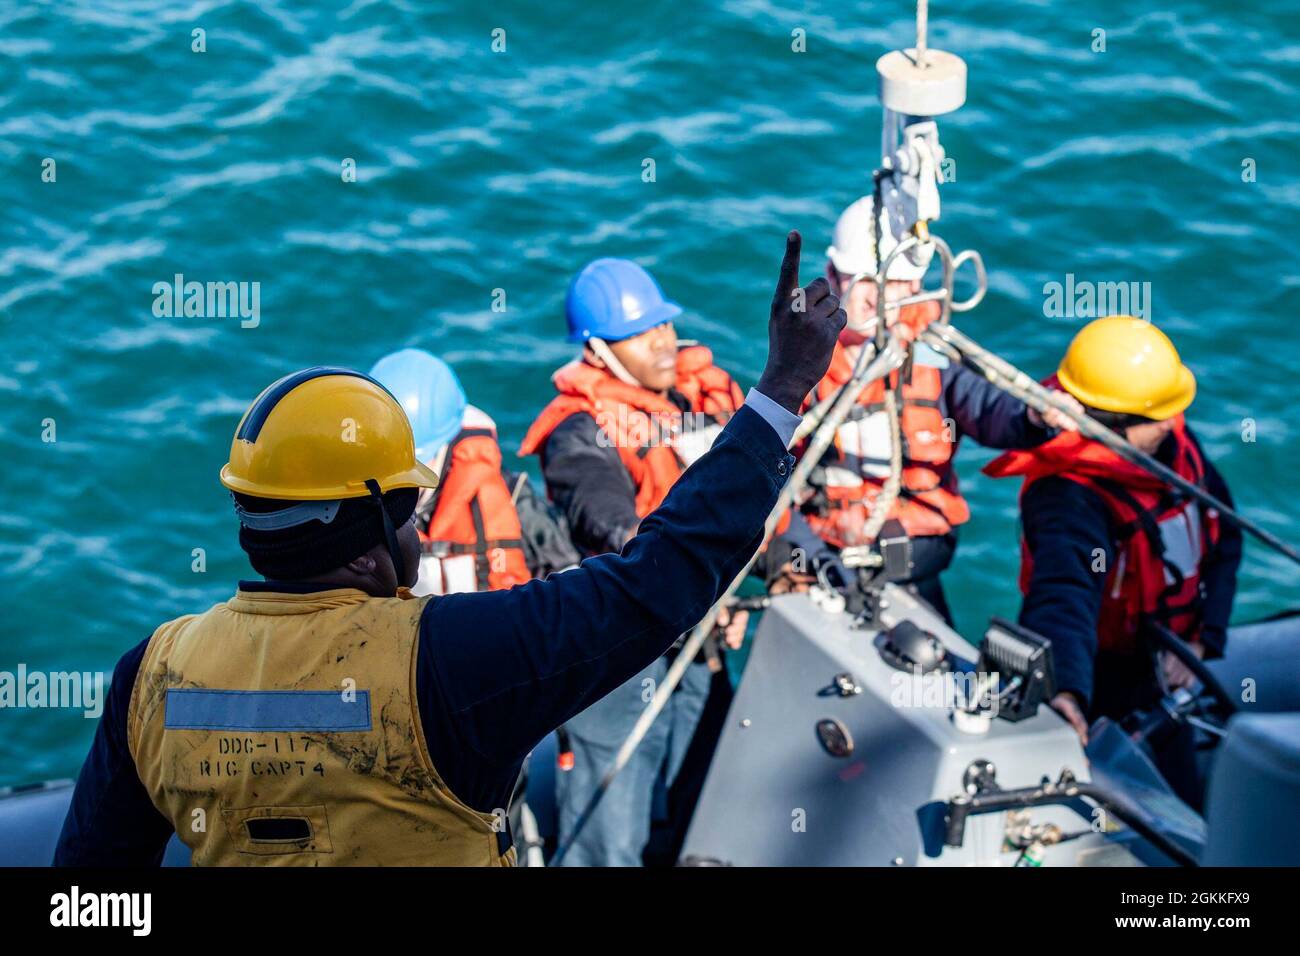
(877, 48, 966, 116)
(809, 585, 847, 616)
(952, 707, 991, 736)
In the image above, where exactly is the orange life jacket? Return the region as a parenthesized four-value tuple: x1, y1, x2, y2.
(802, 301, 968, 547)
(519, 345, 744, 520)
(417, 415, 531, 594)
(984, 398, 1219, 654)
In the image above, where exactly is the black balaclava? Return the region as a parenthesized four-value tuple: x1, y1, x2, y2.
(233, 488, 417, 580)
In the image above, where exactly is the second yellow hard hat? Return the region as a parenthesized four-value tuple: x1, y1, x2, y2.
(220, 367, 440, 501)
(1056, 316, 1196, 420)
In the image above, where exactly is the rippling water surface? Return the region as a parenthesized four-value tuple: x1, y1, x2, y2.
(2, 1, 1297, 784)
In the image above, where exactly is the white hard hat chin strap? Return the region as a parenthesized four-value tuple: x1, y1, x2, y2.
(848, 314, 880, 337)
(587, 337, 645, 389)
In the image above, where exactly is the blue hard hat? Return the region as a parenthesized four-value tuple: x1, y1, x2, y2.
(368, 348, 466, 462)
(565, 258, 683, 343)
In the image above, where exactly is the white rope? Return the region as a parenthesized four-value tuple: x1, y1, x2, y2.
(861, 384, 903, 544)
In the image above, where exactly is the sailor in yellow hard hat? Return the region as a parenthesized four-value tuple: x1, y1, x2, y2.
(1054, 314, 1198, 422)
(53, 232, 847, 866)
(985, 316, 1241, 807)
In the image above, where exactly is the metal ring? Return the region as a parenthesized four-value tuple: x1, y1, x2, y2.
(949, 248, 987, 313)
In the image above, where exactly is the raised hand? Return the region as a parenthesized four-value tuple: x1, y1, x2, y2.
(755, 231, 847, 414)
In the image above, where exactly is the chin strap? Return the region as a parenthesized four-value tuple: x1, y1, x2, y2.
(587, 337, 645, 388)
(364, 479, 406, 587)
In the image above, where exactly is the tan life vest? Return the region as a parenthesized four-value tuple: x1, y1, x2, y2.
(127, 587, 512, 866)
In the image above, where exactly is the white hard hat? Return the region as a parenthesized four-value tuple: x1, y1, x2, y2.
(825, 182, 935, 281)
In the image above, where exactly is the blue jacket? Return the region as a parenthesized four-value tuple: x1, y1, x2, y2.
(54, 403, 794, 865)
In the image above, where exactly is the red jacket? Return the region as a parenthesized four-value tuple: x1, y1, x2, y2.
(986, 410, 1219, 654)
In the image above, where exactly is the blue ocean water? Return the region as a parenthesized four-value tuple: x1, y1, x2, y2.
(1, 1, 1297, 786)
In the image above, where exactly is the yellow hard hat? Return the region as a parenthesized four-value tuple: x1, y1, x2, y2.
(1056, 316, 1196, 420)
(220, 367, 440, 501)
